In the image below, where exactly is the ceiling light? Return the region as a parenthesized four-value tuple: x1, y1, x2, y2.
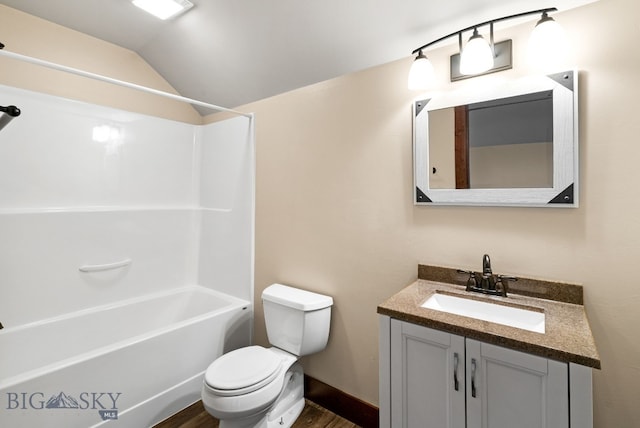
(408, 50, 435, 90)
(132, 0, 194, 20)
(459, 28, 494, 75)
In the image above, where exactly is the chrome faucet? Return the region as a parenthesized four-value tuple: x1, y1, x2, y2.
(457, 254, 517, 297)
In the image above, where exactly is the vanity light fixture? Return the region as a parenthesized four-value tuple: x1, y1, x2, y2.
(408, 7, 564, 88)
(132, 0, 194, 20)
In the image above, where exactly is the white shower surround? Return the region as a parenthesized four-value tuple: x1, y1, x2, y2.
(0, 84, 255, 426)
(0, 84, 254, 324)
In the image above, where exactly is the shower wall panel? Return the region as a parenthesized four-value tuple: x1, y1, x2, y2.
(198, 116, 254, 302)
(0, 209, 197, 326)
(0, 85, 198, 210)
(0, 84, 199, 326)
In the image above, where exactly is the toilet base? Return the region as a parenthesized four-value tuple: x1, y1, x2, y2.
(219, 363, 305, 428)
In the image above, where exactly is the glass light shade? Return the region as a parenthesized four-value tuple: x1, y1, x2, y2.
(528, 14, 568, 70)
(459, 32, 494, 75)
(408, 52, 435, 90)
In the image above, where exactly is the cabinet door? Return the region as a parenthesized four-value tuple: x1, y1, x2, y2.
(465, 339, 569, 428)
(391, 320, 465, 428)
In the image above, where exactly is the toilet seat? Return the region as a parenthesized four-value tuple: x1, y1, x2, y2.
(204, 346, 282, 397)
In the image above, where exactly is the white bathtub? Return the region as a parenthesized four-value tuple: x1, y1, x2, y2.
(0, 285, 252, 427)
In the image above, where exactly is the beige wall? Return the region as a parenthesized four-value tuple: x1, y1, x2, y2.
(0, 5, 201, 123)
(428, 107, 456, 189)
(2, 0, 640, 426)
(470, 142, 553, 188)
(217, 0, 640, 426)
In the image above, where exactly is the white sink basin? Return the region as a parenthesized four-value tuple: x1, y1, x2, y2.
(421, 292, 545, 333)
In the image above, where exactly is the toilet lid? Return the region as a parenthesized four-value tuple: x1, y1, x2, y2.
(205, 346, 281, 395)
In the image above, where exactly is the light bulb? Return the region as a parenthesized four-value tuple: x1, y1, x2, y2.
(408, 51, 435, 90)
(460, 29, 494, 75)
(528, 12, 568, 70)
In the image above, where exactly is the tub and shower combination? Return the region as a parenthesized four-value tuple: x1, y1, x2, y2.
(0, 286, 251, 427)
(0, 51, 255, 427)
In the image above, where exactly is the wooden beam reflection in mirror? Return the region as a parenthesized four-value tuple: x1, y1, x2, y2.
(454, 105, 469, 189)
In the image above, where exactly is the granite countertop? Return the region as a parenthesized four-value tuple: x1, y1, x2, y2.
(378, 268, 600, 369)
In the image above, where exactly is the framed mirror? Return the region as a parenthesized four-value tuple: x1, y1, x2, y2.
(413, 70, 578, 207)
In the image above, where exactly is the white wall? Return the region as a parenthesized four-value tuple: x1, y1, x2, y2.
(0, 85, 253, 327)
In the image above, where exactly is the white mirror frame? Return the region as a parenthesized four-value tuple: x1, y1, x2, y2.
(413, 70, 578, 207)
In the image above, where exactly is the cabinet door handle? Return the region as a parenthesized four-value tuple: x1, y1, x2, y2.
(453, 352, 460, 391)
(471, 358, 477, 398)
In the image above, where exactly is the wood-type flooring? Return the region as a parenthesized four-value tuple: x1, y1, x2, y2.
(153, 399, 361, 428)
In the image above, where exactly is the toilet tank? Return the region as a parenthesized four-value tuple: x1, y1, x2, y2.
(262, 284, 333, 356)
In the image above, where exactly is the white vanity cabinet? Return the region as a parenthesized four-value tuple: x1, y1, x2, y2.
(389, 319, 466, 428)
(380, 318, 592, 428)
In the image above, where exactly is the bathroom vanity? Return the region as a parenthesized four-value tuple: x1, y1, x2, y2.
(378, 265, 600, 428)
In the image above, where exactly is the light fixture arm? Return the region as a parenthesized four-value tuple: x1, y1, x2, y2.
(411, 7, 557, 55)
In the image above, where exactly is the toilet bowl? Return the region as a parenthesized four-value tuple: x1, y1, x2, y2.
(202, 346, 303, 427)
(201, 284, 333, 428)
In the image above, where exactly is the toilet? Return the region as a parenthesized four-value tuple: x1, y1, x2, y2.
(201, 283, 333, 428)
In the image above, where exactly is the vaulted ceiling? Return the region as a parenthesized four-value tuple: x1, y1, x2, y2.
(0, 0, 596, 111)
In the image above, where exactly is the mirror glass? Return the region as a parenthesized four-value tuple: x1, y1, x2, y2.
(414, 71, 578, 207)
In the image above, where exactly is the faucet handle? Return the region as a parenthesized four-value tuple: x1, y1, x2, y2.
(457, 269, 478, 291)
(497, 275, 518, 297)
